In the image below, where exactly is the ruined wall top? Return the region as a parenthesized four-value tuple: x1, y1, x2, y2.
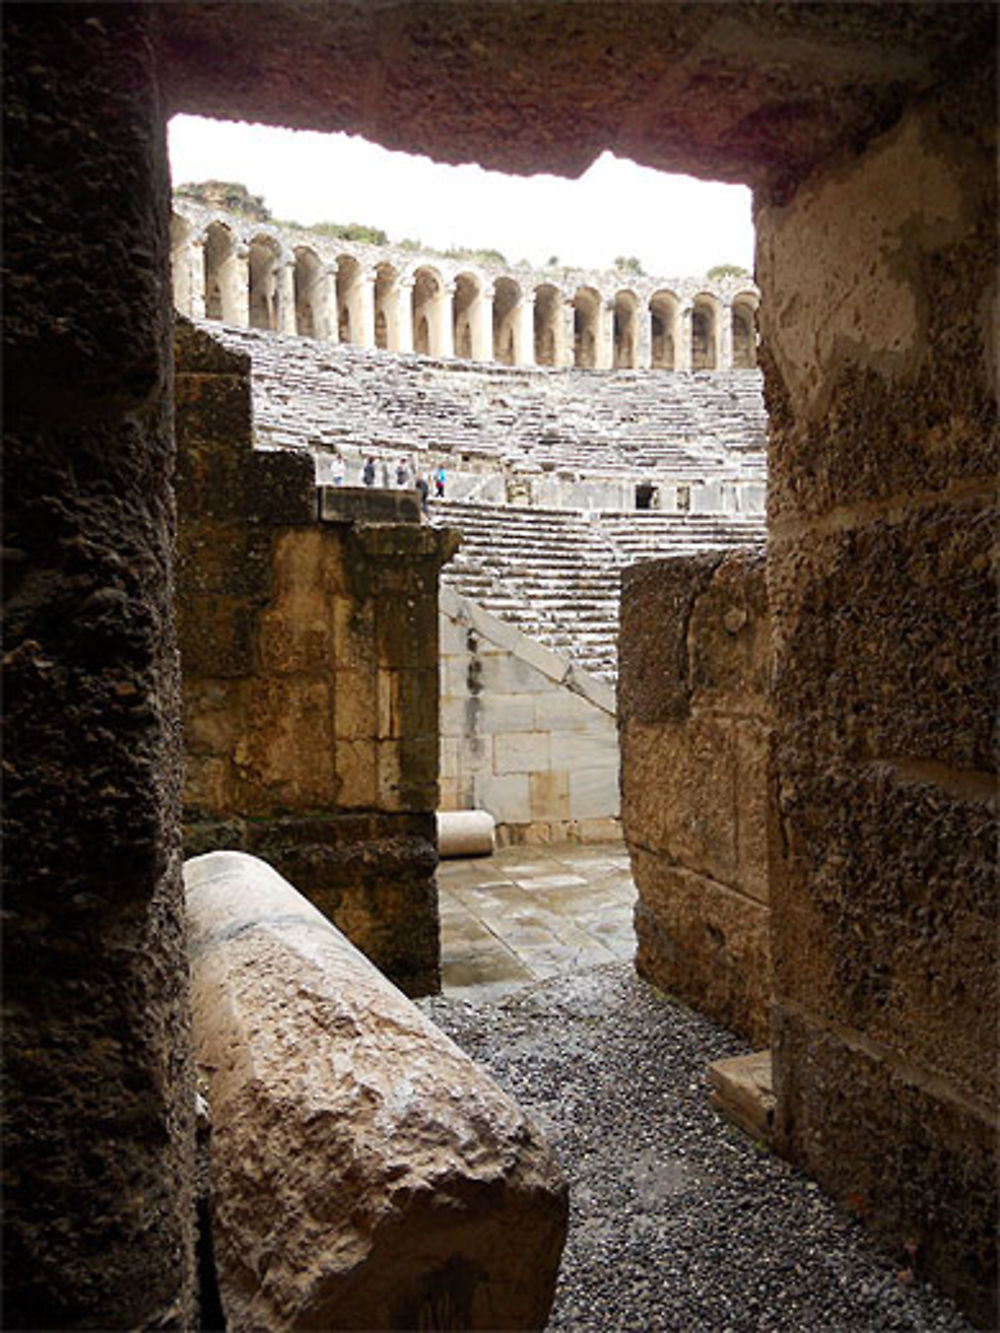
(172, 191, 759, 310)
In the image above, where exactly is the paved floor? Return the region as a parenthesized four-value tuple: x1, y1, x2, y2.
(437, 841, 637, 1002)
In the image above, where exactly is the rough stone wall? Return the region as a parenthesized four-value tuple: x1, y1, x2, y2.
(618, 552, 771, 1046)
(758, 58, 998, 1325)
(440, 588, 620, 844)
(175, 320, 457, 995)
(2, 8, 197, 1328)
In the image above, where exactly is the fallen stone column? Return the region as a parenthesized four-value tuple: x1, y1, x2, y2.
(437, 809, 496, 858)
(184, 850, 567, 1332)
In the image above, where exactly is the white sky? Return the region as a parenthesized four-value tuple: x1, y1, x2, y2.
(168, 115, 755, 280)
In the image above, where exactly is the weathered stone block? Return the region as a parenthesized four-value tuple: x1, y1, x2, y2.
(688, 549, 769, 709)
(632, 848, 771, 1045)
(177, 595, 258, 678)
(185, 852, 567, 1332)
(568, 765, 620, 820)
(240, 813, 440, 996)
(707, 1050, 775, 1143)
(475, 772, 532, 825)
(772, 1003, 998, 1329)
(229, 678, 336, 814)
(530, 769, 570, 820)
(495, 729, 551, 775)
(769, 508, 997, 772)
(618, 555, 722, 724)
(621, 717, 737, 886)
(770, 755, 997, 1106)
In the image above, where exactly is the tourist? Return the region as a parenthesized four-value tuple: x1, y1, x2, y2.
(396, 456, 410, 488)
(435, 465, 446, 498)
(415, 474, 429, 514)
(331, 451, 345, 486)
(362, 456, 376, 487)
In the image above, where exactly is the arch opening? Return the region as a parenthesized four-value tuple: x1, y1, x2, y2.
(572, 287, 601, 369)
(649, 290, 679, 370)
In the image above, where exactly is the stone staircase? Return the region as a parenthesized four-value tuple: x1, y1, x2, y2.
(433, 501, 765, 683)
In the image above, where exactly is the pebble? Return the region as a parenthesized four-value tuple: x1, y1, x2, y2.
(420, 963, 974, 1333)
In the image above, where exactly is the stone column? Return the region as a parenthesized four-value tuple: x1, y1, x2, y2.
(189, 236, 206, 320)
(277, 258, 297, 335)
(558, 298, 575, 368)
(227, 245, 250, 327)
(320, 266, 339, 343)
(635, 303, 652, 369)
(597, 299, 614, 369)
(676, 304, 693, 371)
(471, 288, 493, 361)
(356, 272, 377, 349)
(515, 292, 534, 366)
(4, 7, 196, 1327)
(719, 301, 734, 369)
(396, 278, 414, 353)
(435, 281, 456, 357)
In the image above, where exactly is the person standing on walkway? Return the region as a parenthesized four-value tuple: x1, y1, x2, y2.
(435, 465, 446, 498)
(416, 474, 429, 514)
(363, 456, 376, 487)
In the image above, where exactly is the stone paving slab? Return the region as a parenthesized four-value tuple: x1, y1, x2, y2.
(439, 841, 637, 999)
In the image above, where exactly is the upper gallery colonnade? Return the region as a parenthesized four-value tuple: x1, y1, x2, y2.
(171, 203, 759, 372)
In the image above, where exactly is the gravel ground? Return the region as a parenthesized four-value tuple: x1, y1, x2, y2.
(420, 963, 974, 1333)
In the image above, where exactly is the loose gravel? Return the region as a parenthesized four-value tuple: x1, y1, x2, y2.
(420, 963, 974, 1333)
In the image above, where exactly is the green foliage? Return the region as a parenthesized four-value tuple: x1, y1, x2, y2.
(546, 255, 560, 267)
(614, 255, 644, 275)
(308, 220, 389, 246)
(399, 238, 423, 251)
(176, 180, 272, 220)
(707, 263, 750, 280)
(444, 244, 508, 266)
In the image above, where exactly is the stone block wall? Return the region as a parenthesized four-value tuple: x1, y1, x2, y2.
(758, 59, 997, 1324)
(3, 9, 198, 1327)
(175, 319, 457, 995)
(618, 551, 771, 1046)
(440, 587, 620, 844)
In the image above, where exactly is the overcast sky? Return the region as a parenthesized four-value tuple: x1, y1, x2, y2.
(168, 115, 755, 280)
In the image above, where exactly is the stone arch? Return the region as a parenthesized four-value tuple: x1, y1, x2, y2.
(203, 220, 240, 323)
(649, 289, 679, 370)
(294, 246, 324, 338)
(492, 277, 522, 365)
(337, 254, 365, 345)
(572, 286, 601, 368)
(533, 284, 561, 367)
(170, 213, 194, 316)
(452, 272, 481, 360)
(691, 293, 721, 370)
(374, 262, 400, 351)
(248, 234, 281, 331)
(411, 265, 444, 355)
(613, 290, 639, 368)
(732, 290, 759, 368)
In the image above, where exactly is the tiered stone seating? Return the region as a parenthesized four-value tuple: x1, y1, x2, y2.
(434, 501, 765, 682)
(199, 321, 767, 685)
(203, 322, 766, 484)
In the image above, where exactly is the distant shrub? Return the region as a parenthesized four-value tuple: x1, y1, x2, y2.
(309, 220, 389, 245)
(614, 255, 644, 275)
(707, 263, 750, 280)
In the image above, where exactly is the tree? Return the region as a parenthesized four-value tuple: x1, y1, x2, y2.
(707, 263, 750, 281)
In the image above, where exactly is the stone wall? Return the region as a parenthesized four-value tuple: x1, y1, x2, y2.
(3, 8, 197, 1327)
(175, 319, 458, 996)
(757, 58, 997, 1324)
(618, 551, 771, 1046)
(440, 587, 620, 843)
